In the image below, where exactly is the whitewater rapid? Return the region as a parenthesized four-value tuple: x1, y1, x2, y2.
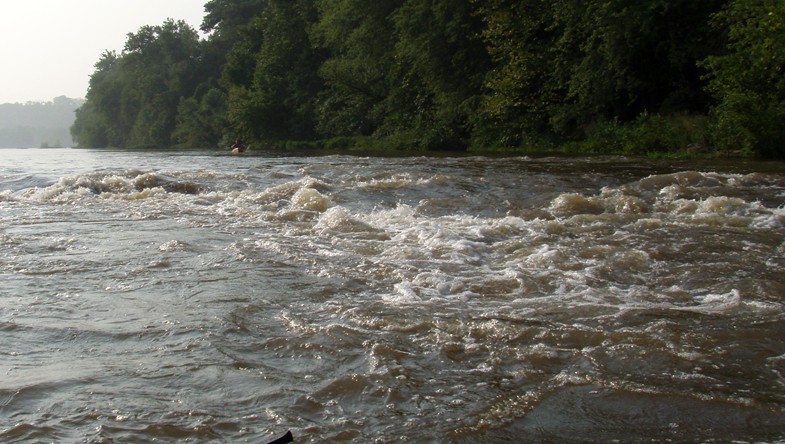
(1, 148, 784, 442)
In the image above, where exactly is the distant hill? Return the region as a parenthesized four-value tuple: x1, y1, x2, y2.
(0, 96, 84, 148)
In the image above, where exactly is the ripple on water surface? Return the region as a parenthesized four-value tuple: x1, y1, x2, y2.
(1, 151, 784, 441)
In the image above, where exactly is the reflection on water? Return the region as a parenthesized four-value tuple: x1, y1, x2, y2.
(1, 148, 784, 442)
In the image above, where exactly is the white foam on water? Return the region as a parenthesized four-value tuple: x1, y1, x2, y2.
(7, 153, 783, 442)
(682, 289, 742, 314)
(543, 171, 785, 233)
(256, 179, 307, 204)
(752, 206, 785, 228)
(354, 172, 441, 191)
(158, 240, 190, 252)
(18, 170, 206, 204)
(0, 190, 16, 202)
(550, 193, 605, 217)
(291, 188, 332, 212)
(386, 281, 422, 303)
(312, 169, 785, 330)
(314, 206, 381, 236)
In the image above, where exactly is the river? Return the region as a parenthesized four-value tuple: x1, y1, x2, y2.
(1, 148, 784, 442)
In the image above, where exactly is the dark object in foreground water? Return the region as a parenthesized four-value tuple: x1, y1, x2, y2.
(266, 430, 294, 444)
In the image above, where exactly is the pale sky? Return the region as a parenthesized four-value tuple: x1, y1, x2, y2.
(0, 0, 208, 104)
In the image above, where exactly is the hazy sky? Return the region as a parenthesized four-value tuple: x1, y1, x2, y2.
(0, 0, 207, 104)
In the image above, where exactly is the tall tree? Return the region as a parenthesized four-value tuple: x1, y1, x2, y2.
(549, 0, 723, 133)
(702, 0, 785, 157)
(227, 0, 323, 142)
(388, 0, 491, 149)
(173, 86, 228, 147)
(311, 0, 402, 137)
(473, 0, 558, 147)
(121, 20, 203, 147)
(203, 0, 269, 89)
(71, 20, 203, 148)
(475, 0, 725, 146)
(71, 51, 123, 147)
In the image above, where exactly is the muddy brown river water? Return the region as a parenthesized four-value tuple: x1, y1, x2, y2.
(1, 148, 784, 442)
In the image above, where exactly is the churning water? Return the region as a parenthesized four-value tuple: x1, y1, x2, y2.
(1, 148, 784, 442)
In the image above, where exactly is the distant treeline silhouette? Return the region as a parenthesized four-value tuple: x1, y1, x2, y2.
(0, 96, 83, 147)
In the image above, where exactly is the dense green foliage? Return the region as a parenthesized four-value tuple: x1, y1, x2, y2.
(70, 0, 785, 157)
(701, 0, 785, 158)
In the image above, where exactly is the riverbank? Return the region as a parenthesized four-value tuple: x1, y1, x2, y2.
(250, 113, 760, 160)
